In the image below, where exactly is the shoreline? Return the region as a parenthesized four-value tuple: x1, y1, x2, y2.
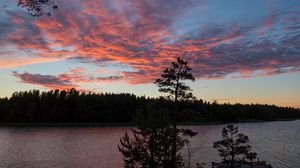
(0, 118, 297, 127)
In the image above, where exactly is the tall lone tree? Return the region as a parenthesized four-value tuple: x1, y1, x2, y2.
(155, 57, 195, 168)
(118, 104, 187, 168)
(213, 125, 257, 168)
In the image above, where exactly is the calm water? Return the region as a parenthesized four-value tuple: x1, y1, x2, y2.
(0, 120, 299, 168)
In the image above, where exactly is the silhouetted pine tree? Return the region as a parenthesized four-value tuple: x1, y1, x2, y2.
(118, 103, 196, 168)
(213, 125, 257, 168)
(17, 0, 58, 16)
(155, 57, 196, 167)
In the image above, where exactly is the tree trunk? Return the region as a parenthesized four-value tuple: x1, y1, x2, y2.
(230, 132, 234, 168)
(171, 87, 179, 168)
(171, 118, 177, 168)
(171, 64, 182, 168)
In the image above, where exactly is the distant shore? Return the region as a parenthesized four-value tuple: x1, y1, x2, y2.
(0, 118, 297, 127)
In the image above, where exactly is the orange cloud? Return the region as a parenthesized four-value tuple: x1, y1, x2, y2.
(1, 0, 299, 88)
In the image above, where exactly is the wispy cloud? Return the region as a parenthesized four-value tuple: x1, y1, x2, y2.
(12, 71, 77, 90)
(12, 68, 123, 90)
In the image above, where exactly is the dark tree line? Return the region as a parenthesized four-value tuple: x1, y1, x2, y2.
(0, 89, 136, 123)
(0, 89, 299, 123)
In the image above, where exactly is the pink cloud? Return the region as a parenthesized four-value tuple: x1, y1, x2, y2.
(0, 0, 299, 88)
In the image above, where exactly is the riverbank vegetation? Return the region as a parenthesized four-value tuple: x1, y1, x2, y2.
(0, 89, 299, 123)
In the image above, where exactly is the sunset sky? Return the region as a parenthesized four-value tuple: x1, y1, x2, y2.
(0, 0, 299, 107)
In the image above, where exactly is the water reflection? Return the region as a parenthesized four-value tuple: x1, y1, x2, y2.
(0, 121, 299, 168)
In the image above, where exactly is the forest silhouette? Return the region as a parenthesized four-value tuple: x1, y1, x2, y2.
(0, 88, 299, 123)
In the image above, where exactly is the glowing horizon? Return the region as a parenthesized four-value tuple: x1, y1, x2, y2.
(0, 0, 300, 108)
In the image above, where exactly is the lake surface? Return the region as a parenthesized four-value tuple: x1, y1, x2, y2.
(0, 120, 299, 168)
